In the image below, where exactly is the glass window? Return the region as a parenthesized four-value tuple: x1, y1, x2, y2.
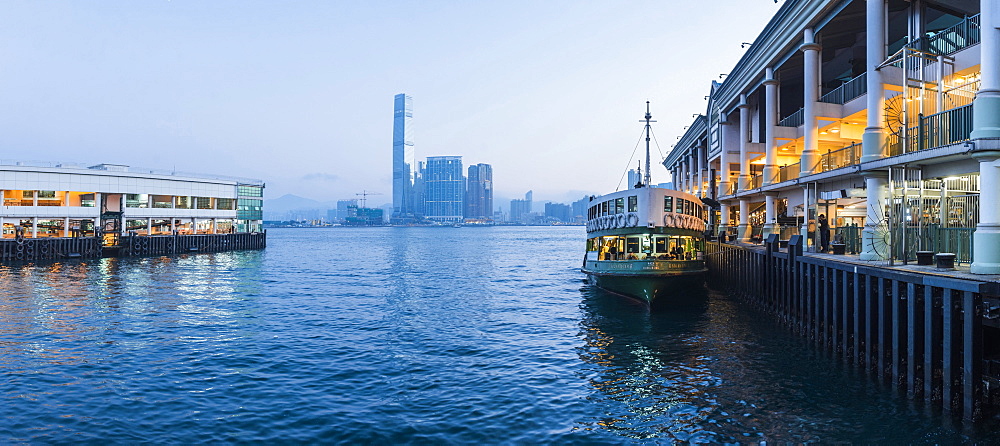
(216, 198, 235, 210)
(126, 194, 148, 208)
(237, 198, 263, 220)
(152, 195, 173, 208)
(654, 237, 668, 253)
(21, 190, 33, 198)
(627, 196, 637, 212)
(663, 196, 673, 212)
(175, 196, 192, 209)
(196, 197, 212, 209)
(602, 201, 609, 216)
(80, 194, 95, 207)
(37, 191, 56, 199)
(626, 237, 640, 253)
(237, 185, 264, 197)
(615, 198, 624, 214)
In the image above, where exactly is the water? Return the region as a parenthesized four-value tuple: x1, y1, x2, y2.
(0, 226, 992, 443)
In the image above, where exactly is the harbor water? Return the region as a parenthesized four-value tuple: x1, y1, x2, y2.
(0, 227, 994, 443)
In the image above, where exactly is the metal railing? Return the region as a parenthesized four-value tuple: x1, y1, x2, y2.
(778, 163, 799, 183)
(778, 109, 804, 128)
(819, 143, 861, 173)
(912, 225, 975, 265)
(819, 73, 868, 105)
(834, 224, 862, 255)
(749, 174, 763, 190)
(908, 14, 981, 56)
(886, 104, 973, 156)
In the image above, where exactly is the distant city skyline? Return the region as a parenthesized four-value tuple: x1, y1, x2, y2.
(0, 2, 780, 203)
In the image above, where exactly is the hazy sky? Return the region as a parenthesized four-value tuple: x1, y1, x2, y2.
(0, 1, 780, 205)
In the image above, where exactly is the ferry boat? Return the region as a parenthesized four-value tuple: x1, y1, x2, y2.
(581, 103, 707, 304)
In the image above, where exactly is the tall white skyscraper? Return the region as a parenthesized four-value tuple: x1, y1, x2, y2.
(392, 94, 415, 222)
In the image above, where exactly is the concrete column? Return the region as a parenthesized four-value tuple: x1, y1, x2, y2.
(31, 217, 37, 238)
(147, 217, 153, 235)
(972, 0, 1000, 139)
(862, 0, 887, 162)
(800, 28, 822, 175)
(719, 201, 731, 235)
(763, 68, 779, 185)
(801, 186, 812, 248)
(718, 115, 731, 196)
(860, 173, 889, 260)
(738, 94, 750, 191)
(763, 192, 777, 238)
(971, 154, 1000, 273)
(211, 218, 217, 234)
(63, 217, 69, 237)
(697, 148, 706, 197)
(738, 198, 751, 242)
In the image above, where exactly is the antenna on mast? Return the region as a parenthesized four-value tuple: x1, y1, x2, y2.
(641, 101, 656, 187)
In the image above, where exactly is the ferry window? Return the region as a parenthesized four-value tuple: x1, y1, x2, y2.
(654, 237, 668, 253)
(676, 199, 685, 215)
(626, 237, 640, 253)
(602, 201, 609, 216)
(663, 196, 673, 212)
(615, 198, 624, 214)
(627, 196, 637, 212)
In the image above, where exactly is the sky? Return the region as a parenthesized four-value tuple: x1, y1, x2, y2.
(0, 1, 781, 207)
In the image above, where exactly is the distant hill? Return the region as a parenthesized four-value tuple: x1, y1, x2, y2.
(264, 194, 338, 220)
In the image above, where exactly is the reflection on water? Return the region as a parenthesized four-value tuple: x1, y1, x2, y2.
(0, 227, 991, 443)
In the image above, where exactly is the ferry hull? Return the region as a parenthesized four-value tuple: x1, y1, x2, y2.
(584, 270, 706, 305)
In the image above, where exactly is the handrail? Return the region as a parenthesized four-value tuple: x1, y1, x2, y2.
(819, 73, 867, 105)
(818, 142, 862, 173)
(908, 14, 981, 56)
(778, 109, 804, 128)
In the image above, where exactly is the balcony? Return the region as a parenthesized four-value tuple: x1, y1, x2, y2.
(886, 104, 973, 156)
(909, 14, 981, 56)
(778, 163, 800, 183)
(819, 73, 867, 105)
(818, 142, 861, 173)
(778, 109, 804, 128)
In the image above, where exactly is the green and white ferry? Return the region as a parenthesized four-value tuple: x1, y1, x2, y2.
(582, 103, 707, 304)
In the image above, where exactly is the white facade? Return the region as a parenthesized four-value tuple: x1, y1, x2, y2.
(0, 162, 264, 238)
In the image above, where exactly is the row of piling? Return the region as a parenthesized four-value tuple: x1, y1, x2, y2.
(706, 235, 1000, 421)
(0, 232, 266, 264)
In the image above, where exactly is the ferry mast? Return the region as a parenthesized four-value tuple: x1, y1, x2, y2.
(642, 101, 655, 187)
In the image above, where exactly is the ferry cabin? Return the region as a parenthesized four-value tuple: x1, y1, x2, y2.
(584, 187, 707, 263)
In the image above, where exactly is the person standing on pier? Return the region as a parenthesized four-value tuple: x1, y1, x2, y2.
(818, 214, 830, 253)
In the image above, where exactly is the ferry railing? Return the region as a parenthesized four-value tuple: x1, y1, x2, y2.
(778, 163, 800, 183)
(908, 14, 981, 56)
(819, 73, 868, 105)
(778, 109, 804, 128)
(819, 142, 862, 173)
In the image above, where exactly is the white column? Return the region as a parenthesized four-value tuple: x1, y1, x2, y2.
(718, 115, 731, 197)
(800, 28, 821, 175)
(63, 217, 69, 237)
(860, 0, 889, 261)
(972, 0, 1000, 139)
(764, 68, 779, 185)
(147, 217, 153, 235)
(860, 173, 889, 260)
(862, 0, 887, 163)
(697, 149, 706, 197)
(972, 155, 1000, 273)
(211, 218, 217, 234)
(968, 0, 1000, 273)
(31, 217, 37, 238)
(719, 201, 731, 235)
(738, 198, 751, 242)
(738, 94, 750, 191)
(763, 192, 777, 238)
(801, 187, 811, 246)
(692, 153, 701, 197)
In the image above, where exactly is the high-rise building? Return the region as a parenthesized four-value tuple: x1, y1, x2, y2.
(627, 168, 642, 189)
(465, 163, 493, 220)
(335, 199, 359, 222)
(509, 190, 533, 224)
(544, 202, 572, 223)
(423, 156, 465, 223)
(391, 94, 415, 223)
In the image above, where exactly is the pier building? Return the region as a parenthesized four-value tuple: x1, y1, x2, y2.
(0, 160, 265, 261)
(665, 0, 997, 272)
(661, 0, 1000, 420)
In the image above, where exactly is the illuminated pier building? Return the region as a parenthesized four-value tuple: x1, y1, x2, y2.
(0, 161, 264, 240)
(664, 0, 1000, 274)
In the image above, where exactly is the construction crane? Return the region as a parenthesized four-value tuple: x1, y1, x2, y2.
(355, 190, 383, 208)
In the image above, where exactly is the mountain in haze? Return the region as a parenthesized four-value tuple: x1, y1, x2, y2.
(264, 194, 337, 220)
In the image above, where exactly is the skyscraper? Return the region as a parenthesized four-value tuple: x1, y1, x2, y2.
(509, 190, 533, 224)
(391, 94, 415, 223)
(423, 156, 465, 223)
(465, 163, 493, 220)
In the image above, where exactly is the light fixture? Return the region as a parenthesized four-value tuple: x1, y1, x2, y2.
(820, 131, 828, 135)
(830, 128, 840, 133)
